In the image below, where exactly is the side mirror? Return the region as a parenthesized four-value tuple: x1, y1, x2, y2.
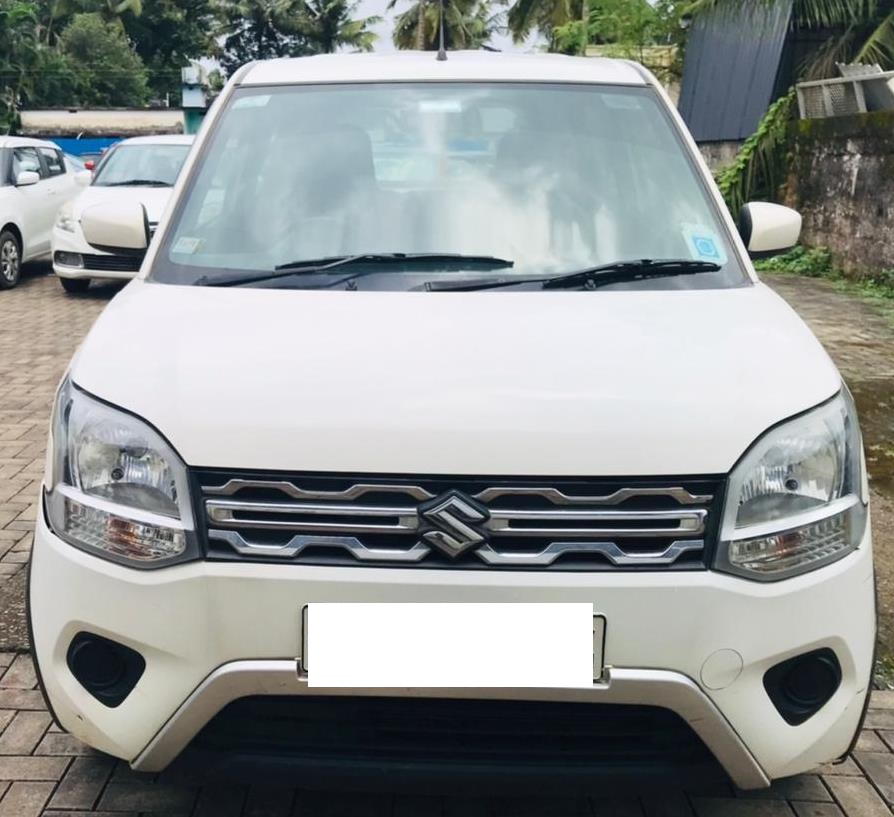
(738, 202, 802, 258)
(81, 201, 149, 252)
(15, 170, 39, 187)
(74, 170, 92, 187)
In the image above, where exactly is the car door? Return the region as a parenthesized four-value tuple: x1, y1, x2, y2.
(43, 147, 81, 206)
(10, 147, 51, 259)
(36, 147, 73, 250)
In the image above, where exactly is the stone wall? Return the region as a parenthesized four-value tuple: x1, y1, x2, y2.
(698, 140, 743, 171)
(784, 111, 894, 277)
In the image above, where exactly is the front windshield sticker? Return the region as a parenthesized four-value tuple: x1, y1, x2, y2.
(173, 236, 202, 255)
(682, 225, 728, 265)
(232, 94, 271, 109)
(419, 99, 463, 113)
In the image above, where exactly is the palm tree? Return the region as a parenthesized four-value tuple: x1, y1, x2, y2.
(694, 0, 894, 211)
(506, 0, 583, 49)
(389, 0, 505, 50)
(41, 0, 142, 45)
(217, 0, 314, 75)
(298, 0, 381, 52)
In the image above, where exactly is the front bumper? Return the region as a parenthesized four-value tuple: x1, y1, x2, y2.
(51, 227, 139, 281)
(29, 504, 875, 788)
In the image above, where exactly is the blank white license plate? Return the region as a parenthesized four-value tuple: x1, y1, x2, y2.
(302, 603, 604, 688)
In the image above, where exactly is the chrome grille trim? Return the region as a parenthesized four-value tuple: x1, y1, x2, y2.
(208, 530, 430, 563)
(472, 486, 712, 506)
(206, 500, 705, 538)
(475, 540, 705, 567)
(198, 475, 717, 570)
(204, 479, 436, 502)
(206, 499, 419, 534)
(485, 508, 706, 537)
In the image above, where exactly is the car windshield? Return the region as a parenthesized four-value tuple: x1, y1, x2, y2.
(154, 83, 746, 291)
(93, 143, 191, 187)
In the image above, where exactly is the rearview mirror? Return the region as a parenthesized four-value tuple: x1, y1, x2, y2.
(15, 170, 39, 187)
(81, 201, 149, 252)
(738, 202, 802, 258)
(74, 170, 92, 187)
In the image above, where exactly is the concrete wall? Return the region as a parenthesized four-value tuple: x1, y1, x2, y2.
(784, 111, 894, 277)
(698, 140, 743, 171)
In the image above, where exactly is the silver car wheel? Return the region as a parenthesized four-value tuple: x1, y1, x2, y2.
(0, 239, 19, 283)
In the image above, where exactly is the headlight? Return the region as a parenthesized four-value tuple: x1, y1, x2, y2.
(44, 379, 197, 568)
(55, 206, 76, 233)
(716, 390, 867, 581)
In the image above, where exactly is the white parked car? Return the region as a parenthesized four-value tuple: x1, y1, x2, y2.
(30, 53, 874, 789)
(52, 134, 193, 293)
(0, 136, 81, 289)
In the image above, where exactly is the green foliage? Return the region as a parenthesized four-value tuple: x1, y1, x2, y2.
(217, 0, 314, 76)
(552, 0, 683, 57)
(390, 0, 503, 50)
(296, 0, 380, 53)
(756, 245, 894, 303)
(56, 12, 150, 105)
(754, 245, 836, 277)
(715, 90, 795, 214)
(26, 46, 79, 107)
(0, 0, 38, 131)
(123, 0, 219, 102)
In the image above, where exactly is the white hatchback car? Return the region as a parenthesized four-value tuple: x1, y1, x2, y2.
(30, 53, 874, 790)
(52, 135, 193, 293)
(0, 136, 81, 289)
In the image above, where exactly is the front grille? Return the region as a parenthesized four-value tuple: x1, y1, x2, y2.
(194, 471, 723, 570)
(81, 253, 143, 272)
(191, 696, 714, 770)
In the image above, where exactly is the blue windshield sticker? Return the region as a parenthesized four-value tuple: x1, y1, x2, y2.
(682, 225, 727, 265)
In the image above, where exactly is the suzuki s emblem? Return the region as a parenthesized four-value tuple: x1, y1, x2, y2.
(419, 491, 490, 557)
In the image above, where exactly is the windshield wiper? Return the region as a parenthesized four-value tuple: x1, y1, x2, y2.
(195, 253, 514, 288)
(424, 259, 722, 292)
(103, 179, 171, 187)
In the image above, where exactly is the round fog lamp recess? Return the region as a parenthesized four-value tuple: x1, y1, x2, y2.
(68, 639, 125, 690)
(763, 648, 842, 726)
(65, 632, 146, 708)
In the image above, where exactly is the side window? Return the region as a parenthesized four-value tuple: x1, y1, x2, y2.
(38, 147, 65, 177)
(12, 147, 41, 179)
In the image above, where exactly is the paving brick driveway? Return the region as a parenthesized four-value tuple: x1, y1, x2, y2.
(0, 265, 893, 817)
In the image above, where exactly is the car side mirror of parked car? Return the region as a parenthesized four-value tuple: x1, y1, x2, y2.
(81, 201, 149, 252)
(75, 170, 92, 187)
(15, 170, 40, 187)
(738, 202, 802, 258)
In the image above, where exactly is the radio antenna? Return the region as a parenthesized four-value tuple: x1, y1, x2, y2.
(436, 0, 447, 60)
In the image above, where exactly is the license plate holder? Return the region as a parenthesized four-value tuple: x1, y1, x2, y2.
(299, 603, 606, 688)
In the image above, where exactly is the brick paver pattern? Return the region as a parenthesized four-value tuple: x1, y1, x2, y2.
(0, 269, 892, 815)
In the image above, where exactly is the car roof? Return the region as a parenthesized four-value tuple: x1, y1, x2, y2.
(240, 51, 649, 88)
(115, 135, 195, 146)
(0, 135, 60, 150)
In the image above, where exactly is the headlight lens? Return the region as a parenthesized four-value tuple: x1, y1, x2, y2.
(716, 390, 867, 581)
(55, 207, 76, 233)
(45, 380, 197, 567)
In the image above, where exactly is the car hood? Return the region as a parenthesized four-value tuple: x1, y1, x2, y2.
(70, 280, 841, 476)
(72, 186, 172, 223)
